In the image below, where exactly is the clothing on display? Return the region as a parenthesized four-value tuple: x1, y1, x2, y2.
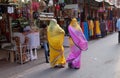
(39, 0, 46, 12)
(8, 7, 14, 14)
(55, 4, 60, 17)
(48, 0, 53, 6)
(32, 1, 40, 12)
(59, 0, 64, 3)
(26, 32, 40, 60)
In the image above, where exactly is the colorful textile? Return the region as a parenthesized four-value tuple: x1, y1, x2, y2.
(95, 21, 101, 35)
(116, 18, 120, 31)
(67, 18, 88, 69)
(47, 19, 66, 67)
(83, 22, 89, 40)
(107, 20, 113, 32)
(32, 1, 39, 12)
(100, 20, 107, 37)
(88, 20, 94, 36)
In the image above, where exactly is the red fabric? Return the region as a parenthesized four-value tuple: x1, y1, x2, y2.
(32, 2, 39, 12)
(54, 0, 58, 3)
(9, 14, 17, 19)
(55, 4, 60, 10)
(81, 22, 84, 32)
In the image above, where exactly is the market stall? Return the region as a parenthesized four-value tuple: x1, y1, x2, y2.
(0, 3, 18, 62)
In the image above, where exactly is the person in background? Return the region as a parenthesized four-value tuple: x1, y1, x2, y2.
(66, 18, 88, 69)
(40, 23, 49, 63)
(47, 19, 66, 68)
(116, 16, 120, 43)
(100, 18, 107, 38)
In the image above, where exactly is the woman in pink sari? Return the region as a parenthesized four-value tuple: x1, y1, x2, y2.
(66, 18, 88, 69)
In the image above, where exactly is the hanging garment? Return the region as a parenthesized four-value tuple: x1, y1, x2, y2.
(48, 0, 53, 6)
(100, 21, 106, 37)
(83, 22, 89, 40)
(88, 20, 94, 36)
(95, 20, 101, 35)
(55, 4, 60, 16)
(8, 7, 14, 14)
(59, 0, 64, 3)
(39, 0, 46, 12)
(32, 1, 40, 12)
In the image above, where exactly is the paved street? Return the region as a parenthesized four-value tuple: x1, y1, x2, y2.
(5, 32, 120, 78)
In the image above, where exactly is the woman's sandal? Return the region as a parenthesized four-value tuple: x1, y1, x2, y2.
(68, 63, 72, 68)
(54, 65, 65, 68)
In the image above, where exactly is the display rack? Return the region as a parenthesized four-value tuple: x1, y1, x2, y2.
(13, 36, 30, 64)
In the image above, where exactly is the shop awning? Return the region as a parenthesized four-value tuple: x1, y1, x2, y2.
(95, 0, 114, 6)
(0, 3, 18, 6)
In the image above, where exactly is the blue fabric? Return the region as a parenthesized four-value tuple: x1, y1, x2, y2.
(43, 42, 49, 62)
(59, 0, 64, 3)
(83, 22, 89, 40)
(109, 11, 113, 20)
(116, 19, 120, 31)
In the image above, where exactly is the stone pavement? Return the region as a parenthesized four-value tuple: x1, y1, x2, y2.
(0, 47, 70, 78)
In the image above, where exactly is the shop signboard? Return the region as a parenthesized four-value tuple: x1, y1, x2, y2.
(39, 12, 54, 21)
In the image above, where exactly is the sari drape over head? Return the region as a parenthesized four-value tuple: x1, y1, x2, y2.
(67, 18, 88, 69)
(47, 19, 66, 67)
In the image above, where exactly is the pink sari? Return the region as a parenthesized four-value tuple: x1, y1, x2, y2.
(67, 26, 88, 69)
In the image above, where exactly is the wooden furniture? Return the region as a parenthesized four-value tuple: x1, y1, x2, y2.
(0, 43, 15, 63)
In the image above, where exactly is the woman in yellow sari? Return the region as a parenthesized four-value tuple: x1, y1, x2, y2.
(47, 19, 66, 68)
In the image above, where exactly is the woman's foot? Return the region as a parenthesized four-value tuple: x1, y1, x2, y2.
(54, 65, 65, 68)
(68, 63, 72, 68)
(58, 65, 65, 68)
(74, 67, 80, 69)
(46, 60, 49, 63)
(54, 65, 59, 68)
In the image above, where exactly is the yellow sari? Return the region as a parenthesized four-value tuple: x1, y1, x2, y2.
(95, 20, 101, 35)
(89, 20, 94, 36)
(47, 19, 66, 67)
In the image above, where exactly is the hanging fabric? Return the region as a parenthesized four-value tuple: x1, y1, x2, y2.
(32, 1, 40, 12)
(59, 0, 64, 3)
(55, 4, 60, 17)
(39, 0, 47, 12)
(8, 7, 14, 14)
(59, 3, 65, 10)
(54, 0, 58, 3)
(48, 0, 53, 7)
(22, 5, 28, 18)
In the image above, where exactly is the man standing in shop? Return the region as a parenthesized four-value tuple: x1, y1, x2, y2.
(116, 16, 120, 43)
